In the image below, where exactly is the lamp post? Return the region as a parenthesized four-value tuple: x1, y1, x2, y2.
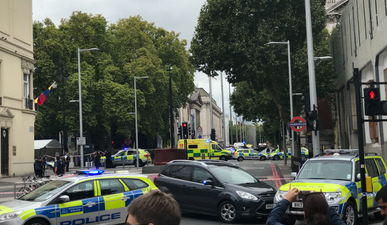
(134, 76, 149, 167)
(77, 47, 98, 170)
(314, 56, 333, 61)
(268, 41, 293, 166)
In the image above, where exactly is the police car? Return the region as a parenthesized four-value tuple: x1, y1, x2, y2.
(274, 150, 387, 225)
(110, 149, 150, 167)
(0, 170, 157, 225)
(233, 149, 269, 161)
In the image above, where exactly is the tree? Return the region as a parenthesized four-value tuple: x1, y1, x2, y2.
(33, 12, 194, 149)
(191, 0, 336, 132)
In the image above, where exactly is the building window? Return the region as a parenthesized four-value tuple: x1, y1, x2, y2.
(363, 0, 368, 39)
(23, 73, 31, 109)
(369, 0, 374, 39)
(352, 7, 357, 56)
(348, 16, 353, 56)
(375, 0, 379, 26)
(385, 0, 387, 15)
(356, 0, 361, 46)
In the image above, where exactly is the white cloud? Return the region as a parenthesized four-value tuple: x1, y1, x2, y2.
(33, 0, 238, 120)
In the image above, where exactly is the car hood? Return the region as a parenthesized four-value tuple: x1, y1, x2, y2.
(0, 200, 43, 214)
(226, 182, 276, 195)
(279, 179, 350, 192)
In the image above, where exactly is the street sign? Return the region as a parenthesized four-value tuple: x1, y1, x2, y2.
(77, 137, 86, 145)
(124, 139, 132, 145)
(289, 117, 306, 132)
(197, 126, 202, 132)
(198, 135, 202, 139)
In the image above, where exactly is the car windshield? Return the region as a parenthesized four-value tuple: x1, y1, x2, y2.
(259, 150, 267, 154)
(115, 150, 125, 156)
(20, 180, 71, 202)
(209, 166, 259, 185)
(297, 160, 352, 180)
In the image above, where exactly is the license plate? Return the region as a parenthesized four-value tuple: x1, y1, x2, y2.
(292, 202, 303, 208)
(265, 204, 274, 209)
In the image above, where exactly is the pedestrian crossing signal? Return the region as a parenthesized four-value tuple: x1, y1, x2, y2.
(364, 88, 380, 116)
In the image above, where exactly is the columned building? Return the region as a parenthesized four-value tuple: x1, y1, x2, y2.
(0, 0, 35, 177)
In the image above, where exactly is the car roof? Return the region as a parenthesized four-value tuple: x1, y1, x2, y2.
(54, 172, 149, 183)
(166, 160, 237, 167)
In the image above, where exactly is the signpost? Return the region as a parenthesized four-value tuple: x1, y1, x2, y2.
(124, 139, 132, 146)
(76, 137, 86, 145)
(197, 126, 203, 139)
(289, 116, 306, 132)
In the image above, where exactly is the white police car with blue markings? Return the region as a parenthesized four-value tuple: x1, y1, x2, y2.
(0, 170, 158, 225)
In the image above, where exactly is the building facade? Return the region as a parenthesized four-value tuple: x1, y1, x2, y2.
(0, 0, 35, 177)
(179, 88, 224, 145)
(325, 0, 349, 32)
(331, 0, 387, 159)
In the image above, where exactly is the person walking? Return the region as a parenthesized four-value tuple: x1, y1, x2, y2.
(33, 156, 44, 178)
(126, 190, 181, 225)
(54, 156, 66, 176)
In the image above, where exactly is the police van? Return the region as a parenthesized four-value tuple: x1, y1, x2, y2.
(177, 139, 232, 161)
(0, 170, 157, 225)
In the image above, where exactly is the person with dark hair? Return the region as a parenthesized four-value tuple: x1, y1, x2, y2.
(126, 190, 181, 225)
(94, 151, 101, 169)
(64, 152, 70, 172)
(266, 185, 345, 225)
(376, 184, 387, 224)
(33, 156, 44, 177)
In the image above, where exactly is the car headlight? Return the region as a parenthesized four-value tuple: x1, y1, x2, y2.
(275, 190, 287, 202)
(0, 211, 23, 221)
(236, 191, 258, 201)
(324, 192, 342, 204)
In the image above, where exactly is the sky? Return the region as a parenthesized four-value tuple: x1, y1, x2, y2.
(32, 0, 236, 118)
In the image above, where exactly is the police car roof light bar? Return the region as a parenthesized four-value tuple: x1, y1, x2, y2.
(76, 170, 105, 175)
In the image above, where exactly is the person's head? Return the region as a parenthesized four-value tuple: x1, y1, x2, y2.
(303, 192, 330, 225)
(56, 156, 60, 161)
(376, 185, 387, 217)
(36, 156, 43, 161)
(126, 190, 181, 225)
(66, 152, 69, 155)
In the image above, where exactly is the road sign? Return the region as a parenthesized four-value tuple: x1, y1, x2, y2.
(77, 137, 86, 145)
(198, 135, 202, 139)
(289, 117, 306, 132)
(197, 126, 202, 132)
(124, 139, 132, 145)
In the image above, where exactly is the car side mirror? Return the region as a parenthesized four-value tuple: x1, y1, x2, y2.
(203, 180, 214, 186)
(59, 195, 70, 203)
(356, 173, 368, 181)
(291, 172, 297, 179)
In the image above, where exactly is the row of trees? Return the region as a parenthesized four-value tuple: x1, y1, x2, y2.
(191, 0, 337, 143)
(33, 12, 195, 149)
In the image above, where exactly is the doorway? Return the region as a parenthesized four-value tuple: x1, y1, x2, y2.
(1, 128, 9, 176)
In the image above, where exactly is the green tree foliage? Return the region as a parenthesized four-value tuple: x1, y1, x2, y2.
(191, 0, 336, 138)
(33, 12, 195, 148)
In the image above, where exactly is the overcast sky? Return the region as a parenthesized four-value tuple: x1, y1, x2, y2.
(32, 0, 237, 118)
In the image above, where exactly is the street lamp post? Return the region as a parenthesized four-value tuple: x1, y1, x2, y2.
(134, 76, 149, 167)
(77, 47, 98, 170)
(268, 41, 293, 166)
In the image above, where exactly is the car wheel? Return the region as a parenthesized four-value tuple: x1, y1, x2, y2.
(260, 156, 266, 161)
(218, 201, 238, 223)
(25, 219, 49, 225)
(342, 201, 357, 225)
(273, 155, 280, 160)
(220, 156, 226, 161)
(301, 155, 306, 161)
(237, 157, 243, 162)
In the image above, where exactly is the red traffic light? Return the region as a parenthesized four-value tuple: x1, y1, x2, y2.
(183, 123, 187, 127)
(369, 90, 376, 100)
(111, 141, 114, 144)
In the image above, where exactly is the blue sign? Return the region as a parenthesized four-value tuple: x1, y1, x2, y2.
(198, 135, 202, 139)
(289, 122, 307, 126)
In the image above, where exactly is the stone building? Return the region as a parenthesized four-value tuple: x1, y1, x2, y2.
(0, 0, 35, 177)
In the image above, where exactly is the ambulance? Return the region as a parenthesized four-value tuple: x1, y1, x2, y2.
(177, 139, 232, 161)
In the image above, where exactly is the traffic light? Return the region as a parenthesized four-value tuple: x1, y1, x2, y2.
(182, 122, 188, 139)
(188, 126, 192, 136)
(210, 128, 216, 140)
(178, 125, 182, 139)
(364, 88, 381, 116)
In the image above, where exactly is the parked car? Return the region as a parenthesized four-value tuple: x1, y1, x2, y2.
(154, 160, 276, 223)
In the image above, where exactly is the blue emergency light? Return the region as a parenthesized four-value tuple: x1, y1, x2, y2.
(76, 170, 104, 175)
(123, 147, 128, 150)
(202, 180, 207, 184)
(205, 139, 211, 144)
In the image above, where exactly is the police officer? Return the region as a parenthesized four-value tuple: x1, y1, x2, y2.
(34, 156, 44, 178)
(94, 151, 101, 169)
(54, 156, 66, 176)
(64, 152, 70, 172)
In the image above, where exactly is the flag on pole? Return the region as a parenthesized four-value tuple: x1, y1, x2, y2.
(35, 82, 55, 106)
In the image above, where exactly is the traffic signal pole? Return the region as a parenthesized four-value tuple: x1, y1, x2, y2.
(353, 68, 368, 224)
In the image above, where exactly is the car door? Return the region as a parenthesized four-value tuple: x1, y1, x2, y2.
(167, 165, 193, 211)
(97, 178, 127, 224)
(56, 180, 99, 225)
(126, 151, 135, 165)
(243, 150, 250, 159)
(365, 158, 379, 208)
(250, 150, 259, 159)
(120, 178, 152, 206)
(375, 158, 387, 188)
(189, 167, 222, 214)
